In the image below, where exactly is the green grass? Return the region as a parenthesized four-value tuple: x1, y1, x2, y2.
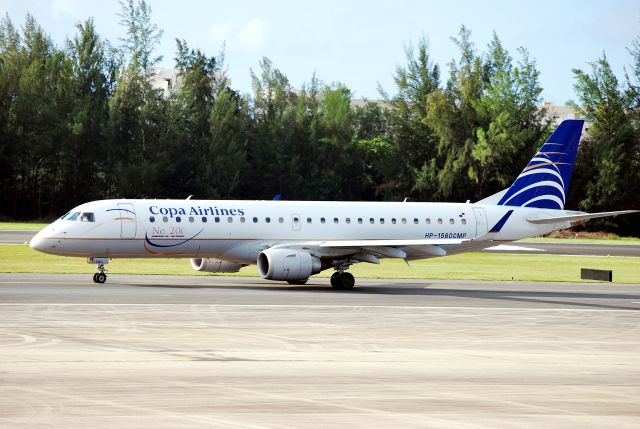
(1, 244, 638, 283)
(0, 222, 47, 231)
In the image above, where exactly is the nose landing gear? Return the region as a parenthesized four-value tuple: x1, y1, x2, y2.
(88, 257, 109, 284)
(92, 267, 107, 284)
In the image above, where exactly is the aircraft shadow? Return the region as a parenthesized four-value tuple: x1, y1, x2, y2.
(126, 282, 640, 311)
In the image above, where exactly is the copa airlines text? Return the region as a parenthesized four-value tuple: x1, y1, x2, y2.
(30, 120, 637, 288)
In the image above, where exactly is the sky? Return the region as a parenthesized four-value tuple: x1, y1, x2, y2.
(1, 0, 639, 104)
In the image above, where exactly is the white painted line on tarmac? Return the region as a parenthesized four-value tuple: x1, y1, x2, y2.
(0, 281, 272, 287)
(0, 303, 637, 312)
(485, 244, 546, 252)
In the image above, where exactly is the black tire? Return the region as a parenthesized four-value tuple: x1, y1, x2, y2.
(287, 279, 308, 285)
(92, 273, 99, 283)
(340, 272, 355, 290)
(330, 272, 341, 288)
(95, 272, 107, 284)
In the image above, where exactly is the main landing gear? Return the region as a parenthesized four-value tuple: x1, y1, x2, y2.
(330, 271, 355, 290)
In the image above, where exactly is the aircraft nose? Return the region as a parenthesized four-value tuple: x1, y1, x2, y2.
(30, 226, 61, 254)
(29, 230, 46, 251)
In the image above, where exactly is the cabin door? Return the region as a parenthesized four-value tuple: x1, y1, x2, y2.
(117, 203, 137, 239)
(472, 207, 487, 237)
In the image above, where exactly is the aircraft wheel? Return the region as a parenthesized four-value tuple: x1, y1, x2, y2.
(330, 272, 341, 288)
(339, 272, 355, 290)
(92, 273, 98, 283)
(95, 272, 107, 284)
(331, 272, 355, 290)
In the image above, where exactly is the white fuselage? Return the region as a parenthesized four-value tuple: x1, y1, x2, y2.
(30, 199, 569, 264)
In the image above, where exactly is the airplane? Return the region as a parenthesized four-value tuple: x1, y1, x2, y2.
(30, 120, 636, 289)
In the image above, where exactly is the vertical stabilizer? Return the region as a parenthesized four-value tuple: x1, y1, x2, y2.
(497, 119, 584, 209)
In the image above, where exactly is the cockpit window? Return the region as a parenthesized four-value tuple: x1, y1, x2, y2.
(64, 212, 80, 221)
(59, 212, 70, 220)
(80, 212, 95, 222)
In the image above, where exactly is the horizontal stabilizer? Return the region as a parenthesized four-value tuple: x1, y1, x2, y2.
(526, 210, 638, 225)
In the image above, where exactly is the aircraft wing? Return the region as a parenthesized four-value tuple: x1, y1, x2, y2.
(526, 210, 638, 225)
(318, 239, 468, 247)
(272, 238, 469, 261)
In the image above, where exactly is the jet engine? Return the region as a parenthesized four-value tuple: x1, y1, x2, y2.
(257, 248, 322, 281)
(190, 258, 244, 273)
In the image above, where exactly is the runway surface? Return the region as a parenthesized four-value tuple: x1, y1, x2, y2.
(1, 274, 639, 428)
(2, 229, 640, 256)
(485, 241, 640, 257)
(0, 230, 36, 244)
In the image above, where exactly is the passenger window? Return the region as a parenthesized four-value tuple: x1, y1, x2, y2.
(240, 217, 245, 223)
(450, 218, 454, 224)
(228, 217, 233, 223)
(380, 218, 385, 224)
(413, 218, 418, 224)
(279, 217, 284, 223)
(358, 218, 363, 224)
(391, 218, 396, 224)
(163, 216, 168, 223)
(346, 218, 351, 224)
(369, 218, 374, 224)
(334, 217, 339, 224)
(215, 217, 220, 223)
(401, 218, 407, 224)
(321, 217, 326, 224)
(307, 217, 312, 223)
(438, 218, 443, 224)
(189, 216, 194, 223)
(461, 218, 466, 225)
(80, 212, 95, 222)
(265, 217, 270, 223)
(176, 216, 181, 223)
(202, 217, 208, 223)
(426, 218, 430, 224)
(253, 217, 258, 223)
(150, 216, 155, 223)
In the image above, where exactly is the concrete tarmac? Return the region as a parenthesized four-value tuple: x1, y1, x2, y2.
(486, 241, 640, 257)
(0, 230, 37, 244)
(1, 273, 639, 428)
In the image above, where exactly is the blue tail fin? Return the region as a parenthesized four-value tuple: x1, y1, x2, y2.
(497, 119, 584, 210)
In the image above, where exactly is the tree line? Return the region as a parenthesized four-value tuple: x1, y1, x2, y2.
(0, 1, 638, 235)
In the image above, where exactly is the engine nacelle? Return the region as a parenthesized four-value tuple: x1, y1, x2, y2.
(257, 248, 321, 281)
(190, 258, 244, 273)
